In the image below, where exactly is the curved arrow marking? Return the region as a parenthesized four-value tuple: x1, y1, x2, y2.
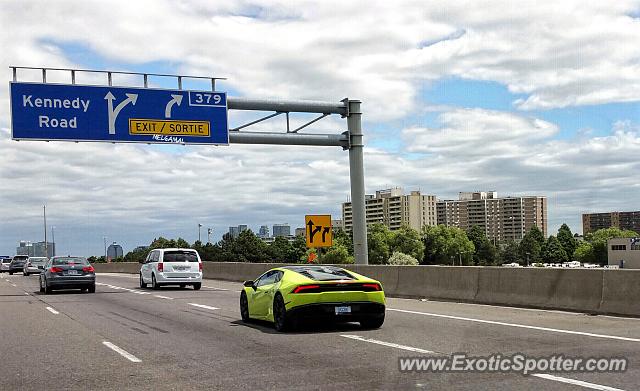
(165, 94, 183, 119)
(104, 92, 138, 135)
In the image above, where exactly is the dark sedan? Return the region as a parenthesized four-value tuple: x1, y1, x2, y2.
(40, 256, 96, 293)
(8, 255, 29, 275)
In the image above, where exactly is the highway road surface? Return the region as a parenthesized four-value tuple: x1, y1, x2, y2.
(1, 272, 638, 390)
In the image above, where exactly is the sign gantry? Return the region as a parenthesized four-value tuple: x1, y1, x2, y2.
(9, 66, 369, 265)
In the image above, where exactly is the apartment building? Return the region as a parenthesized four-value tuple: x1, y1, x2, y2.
(437, 192, 547, 242)
(342, 188, 437, 232)
(583, 211, 640, 235)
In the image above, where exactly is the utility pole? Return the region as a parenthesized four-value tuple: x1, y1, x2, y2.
(51, 226, 55, 257)
(43, 205, 47, 258)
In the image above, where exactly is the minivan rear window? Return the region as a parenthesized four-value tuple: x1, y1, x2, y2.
(163, 251, 198, 262)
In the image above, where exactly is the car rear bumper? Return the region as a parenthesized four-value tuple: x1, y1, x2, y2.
(156, 272, 202, 284)
(48, 275, 96, 288)
(9, 266, 25, 272)
(287, 302, 385, 322)
(25, 267, 43, 274)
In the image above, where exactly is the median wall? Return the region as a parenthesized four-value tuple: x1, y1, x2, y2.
(94, 262, 640, 317)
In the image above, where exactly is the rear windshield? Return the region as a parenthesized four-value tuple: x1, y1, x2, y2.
(163, 251, 198, 262)
(13, 256, 28, 261)
(30, 258, 46, 263)
(52, 257, 89, 266)
(291, 266, 355, 281)
(3, 259, 13, 263)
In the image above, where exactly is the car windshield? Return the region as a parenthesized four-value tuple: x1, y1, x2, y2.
(52, 257, 89, 266)
(163, 251, 198, 262)
(288, 266, 355, 281)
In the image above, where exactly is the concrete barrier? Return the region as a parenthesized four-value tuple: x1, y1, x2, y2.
(94, 262, 639, 316)
(599, 270, 640, 316)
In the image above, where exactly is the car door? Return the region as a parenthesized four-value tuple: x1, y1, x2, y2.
(143, 251, 156, 281)
(252, 271, 281, 320)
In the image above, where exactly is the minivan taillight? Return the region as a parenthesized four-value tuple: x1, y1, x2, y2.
(82, 265, 95, 273)
(157, 262, 163, 272)
(199, 262, 203, 272)
(50, 267, 63, 273)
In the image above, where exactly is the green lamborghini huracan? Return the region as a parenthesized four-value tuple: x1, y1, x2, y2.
(240, 265, 385, 331)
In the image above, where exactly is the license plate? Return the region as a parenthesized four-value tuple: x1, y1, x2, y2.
(335, 305, 351, 315)
(67, 269, 79, 275)
(175, 266, 188, 271)
(38, 266, 44, 269)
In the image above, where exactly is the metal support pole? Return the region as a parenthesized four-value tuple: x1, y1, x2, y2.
(43, 205, 47, 258)
(346, 99, 368, 264)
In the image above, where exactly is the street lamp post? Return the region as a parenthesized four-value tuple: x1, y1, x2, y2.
(51, 226, 55, 257)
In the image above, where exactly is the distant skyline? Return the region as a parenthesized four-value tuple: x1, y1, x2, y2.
(1, 1, 639, 256)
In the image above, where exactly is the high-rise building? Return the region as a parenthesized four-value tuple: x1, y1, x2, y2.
(228, 225, 249, 239)
(258, 225, 270, 238)
(294, 227, 306, 237)
(107, 243, 124, 261)
(342, 188, 437, 232)
(16, 241, 54, 258)
(583, 211, 640, 235)
(437, 192, 547, 242)
(273, 224, 291, 237)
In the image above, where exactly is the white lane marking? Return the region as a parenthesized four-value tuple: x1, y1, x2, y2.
(97, 283, 151, 295)
(340, 335, 435, 354)
(388, 308, 640, 343)
(102, 341, 141, 363)
(532, 374, 625, 391)
(188, 303, 220, 311)
(46, 307, 59, 315)
(154, 295, 174, 300)
(24, 292, 29, 295)
(10, 284, 16, 287)
(203, 285, 229, 291)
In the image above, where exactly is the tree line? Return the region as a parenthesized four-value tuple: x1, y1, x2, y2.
(94, 224, 636, 266)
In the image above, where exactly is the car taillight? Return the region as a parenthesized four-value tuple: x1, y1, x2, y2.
(157, 263, 163, 272)
(362, 283, 381, 291)
(50, 267, 63, 273)
(27, 262, 32, 266)
(82, 265, 95, 273)
(199, 262, 203, 272)
(292, 284, 321, 294)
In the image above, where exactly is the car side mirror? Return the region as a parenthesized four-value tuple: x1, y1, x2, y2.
(243, 280, 255, 289)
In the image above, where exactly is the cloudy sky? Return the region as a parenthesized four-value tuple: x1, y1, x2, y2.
(1, 0, 639, 256)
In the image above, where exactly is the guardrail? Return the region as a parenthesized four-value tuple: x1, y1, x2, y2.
(93, 262, 640, 317)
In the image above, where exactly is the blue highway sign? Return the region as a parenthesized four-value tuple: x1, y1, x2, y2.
(10, 82, 228, 145)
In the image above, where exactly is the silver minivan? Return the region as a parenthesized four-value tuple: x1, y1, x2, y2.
(139, 248, 202, 290)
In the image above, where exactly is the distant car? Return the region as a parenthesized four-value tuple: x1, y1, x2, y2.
(39, 256, 96, 293)
(23, 257, 48, 275)
(8, 255, 29, 275)
(0, 257, 12, 273)
(240, 265, 386, 332)
(139, 248, 202, 290)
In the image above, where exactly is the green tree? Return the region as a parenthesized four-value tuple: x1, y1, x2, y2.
(388, 251, 418, 265)
(499, 240, 520, 264)
(389, 226, 425, 262)
(321, 244, 353, 264)
(585, 228, 638, 265)
(421, 225, 475, 265)
(288, 235, 308, 263)
(268, 236, 293, 263)
(518, 226, 545, 264)
(541, 235, 568, 264)
(367, 223, 393, 264)
(557, 224, 577, 260)
(231, 230, 269, 263)
(467, 225, 498, 265)
(573, 241, 596, 264)
(332, 229, 354, 256)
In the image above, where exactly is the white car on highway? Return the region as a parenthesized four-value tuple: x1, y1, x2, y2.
(139, 248, 202, 290)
